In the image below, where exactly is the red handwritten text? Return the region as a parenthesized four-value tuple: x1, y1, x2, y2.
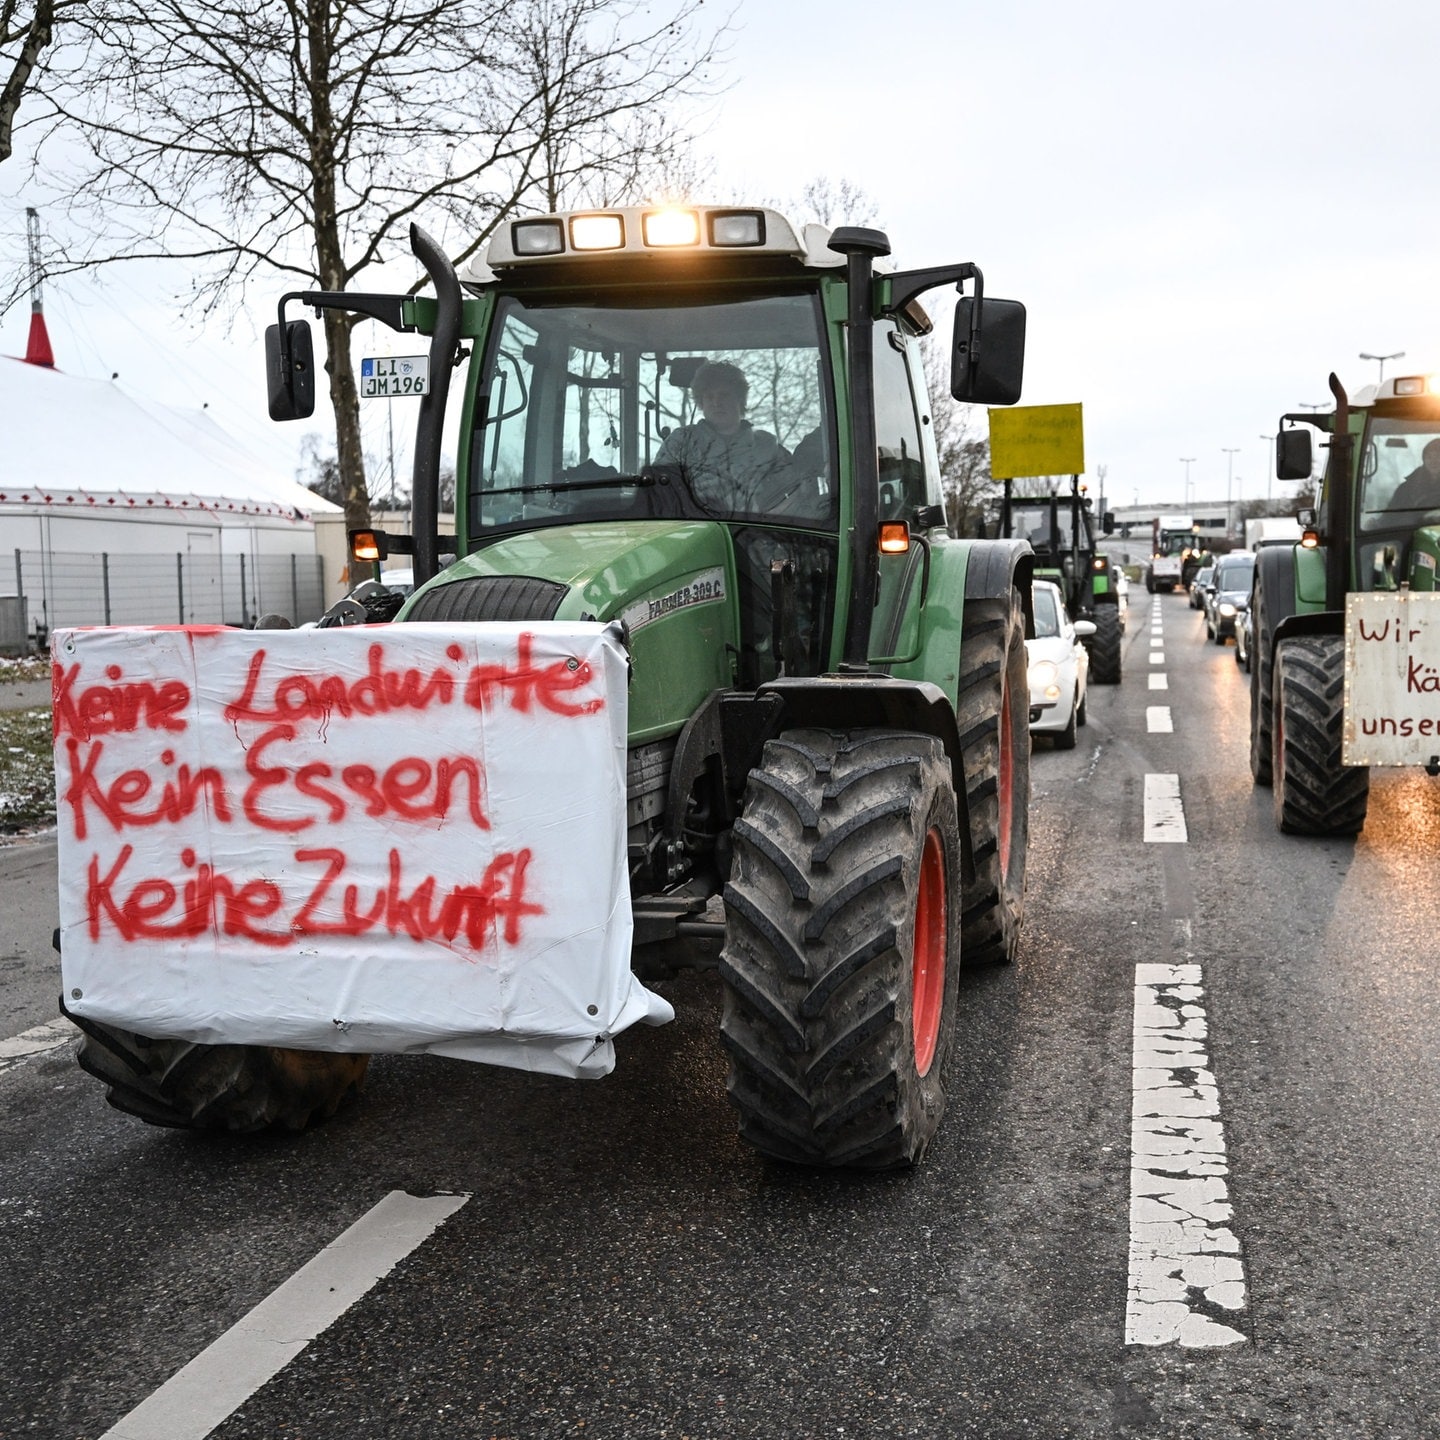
(86, 843, 542, 949)
(54, 663, 190, 743)
(240, 725, 489, 833)
(224, 642, 460, 725)
(462, 631, 603, 717)
(61, 740, 232, 842)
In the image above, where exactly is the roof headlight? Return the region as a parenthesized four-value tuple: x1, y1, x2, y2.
(1394, 375, 1431, 397)
(708, 210, 766, 247)
(569, 214, 625, 251)
(642, 208, 700, 247)
(511, 219, 565, 256)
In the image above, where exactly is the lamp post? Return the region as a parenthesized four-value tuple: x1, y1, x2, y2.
(1260, 434, 1275, 511)
(1222, 447, 1239, 539)
(1180, 456, 1195, 509)
(1360, 350, 1404, 384)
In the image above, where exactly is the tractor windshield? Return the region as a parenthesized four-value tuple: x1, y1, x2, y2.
(1010, 501, 1077, 551)
(1358, 419, 1440, 530)
(466, 290, 837, 540)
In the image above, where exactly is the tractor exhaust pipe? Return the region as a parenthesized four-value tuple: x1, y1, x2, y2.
(409, 224, 463, 588)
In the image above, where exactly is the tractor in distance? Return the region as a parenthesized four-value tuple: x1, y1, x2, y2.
(68, 204, 1038, 1170)
(997, 476, 1123, 684)
(1145, 513, 1205, 594)
(1251, 368, 1440, 834)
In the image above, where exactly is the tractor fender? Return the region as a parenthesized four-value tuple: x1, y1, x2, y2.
(1274, 610, 1344, 644)
(961, 538, 1036, 636)
(1254, 544, 1298, 657)
(758, 674, 975, 885)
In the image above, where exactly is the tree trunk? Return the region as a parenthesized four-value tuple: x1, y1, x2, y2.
(321, 306, 369, 537)
(0, 0, 55, 164)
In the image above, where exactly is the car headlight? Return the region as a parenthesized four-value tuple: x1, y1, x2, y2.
(1219, 602, 1236, 617)
(1030, 659, 1058, 687)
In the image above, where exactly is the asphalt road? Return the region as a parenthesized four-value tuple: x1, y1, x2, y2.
(3, 591, 1439, 1438)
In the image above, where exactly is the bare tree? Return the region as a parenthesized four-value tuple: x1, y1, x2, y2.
(0, 0, 67, 163)
(12, 0, 723, 533)
(794, 175, 880, 231)
(922, 332, 994, 536)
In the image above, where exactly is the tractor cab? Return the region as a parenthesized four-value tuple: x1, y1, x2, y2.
(1278, 372, 1440, 594)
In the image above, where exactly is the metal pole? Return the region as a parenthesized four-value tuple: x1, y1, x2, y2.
(240, 552, 249, 628)
(1222, 448, 1239, 540)
(14, 549, 25, 648)
(291, 552, 299, 621)
(177, 553, 185, 624)
(102, 553, 111, 624)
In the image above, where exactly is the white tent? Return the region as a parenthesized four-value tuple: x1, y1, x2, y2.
(1, 357, 344, 633)
(0, 356, 339, 552)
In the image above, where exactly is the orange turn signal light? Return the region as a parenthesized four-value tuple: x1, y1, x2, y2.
(878, 521, 911, 554)
(1300, 528, 1320, 549)
(351, 529, 384, 563)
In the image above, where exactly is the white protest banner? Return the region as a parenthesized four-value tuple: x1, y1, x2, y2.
(54, 621, 670, 1079)
(1344, 591, 1440, 768)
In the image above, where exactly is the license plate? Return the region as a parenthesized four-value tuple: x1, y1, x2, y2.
(361, 355, 430, 397)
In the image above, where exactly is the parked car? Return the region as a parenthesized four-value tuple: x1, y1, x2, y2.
(1235, 601, 1252, 671)
(1026, 579, 1095, 749)
(379, 566, 414, 595)
(1188, 564, 1215, 610)
(1205, 552, 1255, 645)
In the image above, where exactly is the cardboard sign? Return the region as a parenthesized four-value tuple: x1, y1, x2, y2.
(1344, 592, 1440, 767)
(987, 402, 1085, 480)
(53, 621, 670, 1079)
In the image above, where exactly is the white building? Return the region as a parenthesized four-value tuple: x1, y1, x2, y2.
(1, 355, 342, 638)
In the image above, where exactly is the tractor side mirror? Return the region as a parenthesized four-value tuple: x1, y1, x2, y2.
(952, 297, 1026, 406)
(1276, 429, 1311, 481)
(265, 319, 316, 421)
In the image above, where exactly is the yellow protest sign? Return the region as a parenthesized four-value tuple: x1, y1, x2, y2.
(987, 403, 1085, 480)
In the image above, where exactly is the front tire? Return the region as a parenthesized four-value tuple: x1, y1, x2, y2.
(956, 590, 1031, 966)
(719, 729, 962, 1169)
(1088, 604, 1123, 684)
(1272, 636, 1369, 835)
(1055, 696, 1078, 749)
(67, 1010, 369, 1132)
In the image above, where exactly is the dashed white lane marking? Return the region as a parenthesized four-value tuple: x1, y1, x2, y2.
(1147, 707, 1174, 734)
(0, 1017, 76, 1076)
(98, 1190, 469, 1440)
(1148, 674, 1168, 691)
(1143, 774, 1187, 842)
(1149, 650, 1165, 665)
(1127, 963, 1247, 1348)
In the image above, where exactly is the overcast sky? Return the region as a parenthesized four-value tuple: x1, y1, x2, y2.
(3, 0, 1438, 513)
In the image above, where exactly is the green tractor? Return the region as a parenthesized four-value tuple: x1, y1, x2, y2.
(69, 206, 1037, 1169)
(1251, 368, 1440, 834)
(998, 477, 1123, 683)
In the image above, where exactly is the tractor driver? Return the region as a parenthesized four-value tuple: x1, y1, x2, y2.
(657, 360, 800, 514)
(1389, 437, 1440, 513)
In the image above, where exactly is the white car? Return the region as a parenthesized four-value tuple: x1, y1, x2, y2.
(1026, 579, 1094, 749)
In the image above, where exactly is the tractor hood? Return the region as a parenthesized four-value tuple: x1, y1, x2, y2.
(400, 520, 741, 742)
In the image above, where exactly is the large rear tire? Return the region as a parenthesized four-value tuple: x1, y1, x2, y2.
(67, 1013, 369, 1132)
(956, 590, 1030, 966)
(720, 729, 961, 1169)
(1088, 604, 1123, 684)
(1272, 636, 1369, 835)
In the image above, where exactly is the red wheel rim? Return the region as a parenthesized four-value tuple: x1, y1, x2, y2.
(997, 679, 1014, 877)
(912, 828, 947, 1077)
